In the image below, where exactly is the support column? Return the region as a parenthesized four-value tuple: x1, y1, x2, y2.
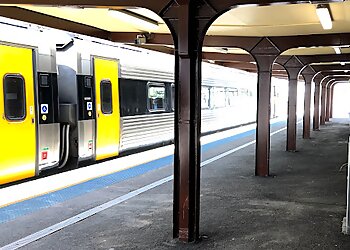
(301, 69, 314, 139)
(164, 1, 211, 242)
(281, 57, 304, 152)
(250, 38, 279, 177)
(286, 73, 298, 150)
(325, 82, 333, 121)
(313, 77, 322, 131)
(330, 83, 335, 118)
(320, 81, 328, 125)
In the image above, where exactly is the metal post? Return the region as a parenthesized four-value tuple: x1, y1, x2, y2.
(286, 74, 298, 151)
(302, 72, 313, 139)
(313, 79, 321, 131)
(250, 38, 279, 177)
(330, 84, 335, 119)
(320, 84, 327, 125)
(255, 58, 273, 176)
(172, 2, 203, 242)
(326, 85, 331, 121)
(279, 57, 304, 151)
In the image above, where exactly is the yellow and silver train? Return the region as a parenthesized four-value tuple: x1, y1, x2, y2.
(0, 18, 287, 185)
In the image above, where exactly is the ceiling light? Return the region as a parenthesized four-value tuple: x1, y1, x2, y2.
(108, 9, 159, 31)
(334, 47, 341, 54)
(345, 70, 349, 73)
(316, 4, 333, 30)
(341, 62, 346, 66)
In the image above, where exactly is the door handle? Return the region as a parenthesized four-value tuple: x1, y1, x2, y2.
(32, 118, 35, 124)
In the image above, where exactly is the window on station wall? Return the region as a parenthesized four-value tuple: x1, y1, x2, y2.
(225, 88, 238, 107)
(201, 86, 210, 109)
(100, 80, 113, 114)
(211, 87, 226, 108)
(4, 74, 26, 121)
(148, 83, 165, 112)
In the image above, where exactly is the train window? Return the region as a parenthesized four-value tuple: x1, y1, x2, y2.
(202, 87, 210, 109)
(171, 84, 175, 111)
(226, 88, 238, 107)
(240, 88, 249, 96)
(85, 76, 92, 88)
(211, 87, 226, 108)
(39, 74, 49, 87)
(148, 83, 165, 111)
(100, 80, 113, 114)
(3, 74, 26, 121)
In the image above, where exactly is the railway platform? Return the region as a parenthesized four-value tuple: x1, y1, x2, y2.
(0, 118, 350, 249)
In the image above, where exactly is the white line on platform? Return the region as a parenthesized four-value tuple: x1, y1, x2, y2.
(0, 122, 291, 250)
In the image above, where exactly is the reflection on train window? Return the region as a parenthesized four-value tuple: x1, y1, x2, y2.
(4, 74, 26, 121)
(100, 80, 113, 114)
(202, 87, 210, 109)
(148, 83, 165, 111)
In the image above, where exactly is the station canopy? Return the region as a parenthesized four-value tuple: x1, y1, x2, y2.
(1, 2, 350, 75)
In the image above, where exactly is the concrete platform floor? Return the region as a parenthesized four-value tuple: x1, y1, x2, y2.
(1, 119, 350, 249)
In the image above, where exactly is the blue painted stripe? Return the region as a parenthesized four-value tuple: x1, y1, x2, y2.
(0, 120, 286, 223)
(202, 120, 286, 152)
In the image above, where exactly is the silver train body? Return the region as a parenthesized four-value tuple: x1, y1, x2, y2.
(0, 17, 287, 185)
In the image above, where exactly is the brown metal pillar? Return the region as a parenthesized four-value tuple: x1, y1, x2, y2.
(313, 76, 322, 131)
(250, 38, 279, 177)
(286, 73, 298, 150)
(164, 1, 211, 242)
(301, 69, 314, 139)
(320, 81, 328, 125)
(326, 85, 333, 122)
(175, 11, 201, 243)
(282, 57, 304, 151)
(330, 83, 335, 118)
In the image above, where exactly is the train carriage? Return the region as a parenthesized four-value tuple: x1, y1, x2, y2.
(0, 24, 59, 184)
(0, 18, 287, 185)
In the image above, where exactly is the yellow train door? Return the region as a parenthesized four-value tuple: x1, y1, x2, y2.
(0, 45, 36, 184)
(94, 57, 120, 160)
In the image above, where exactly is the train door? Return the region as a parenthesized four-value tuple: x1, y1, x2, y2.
(93, 57, 120, 160)
(0, 45, 36, 184)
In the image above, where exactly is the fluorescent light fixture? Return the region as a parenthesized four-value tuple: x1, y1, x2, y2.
(341, 62, 346, 66)
(316, 4, 332, 30)
(108, 9, 159, 31)
(334, 47, 341, 54)
(345, 70, 349, 73)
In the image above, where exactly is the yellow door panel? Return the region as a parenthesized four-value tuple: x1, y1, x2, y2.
(94, 57, 120, 160)
(0, 45, 36, 184)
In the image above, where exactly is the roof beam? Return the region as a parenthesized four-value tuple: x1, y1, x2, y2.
(298, 54, 350, 65)
(110, 33, 350, 57)
(0, 6, 110, 39)
(202, 53, 253, 62)
(312, 64, 350, 72)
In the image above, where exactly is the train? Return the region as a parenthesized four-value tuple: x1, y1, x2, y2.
(0, 17, 287, 185)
